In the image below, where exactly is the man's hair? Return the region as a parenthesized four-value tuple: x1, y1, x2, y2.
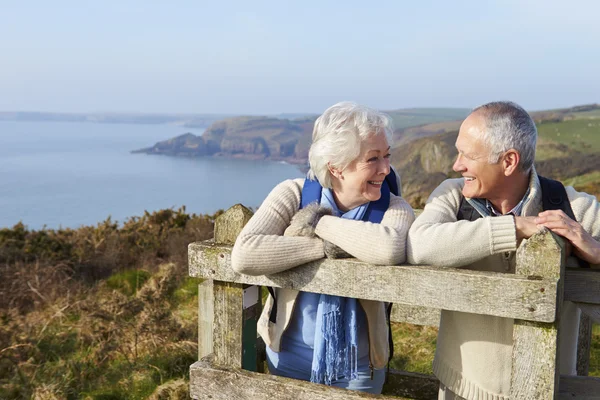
(473, 101, 537, 172)
(308, 101, 393, 188)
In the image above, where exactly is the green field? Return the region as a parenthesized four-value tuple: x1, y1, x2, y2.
(573, 109, 600, 119)
(564, 171, 600, 188)
(537, 119, 600, 153)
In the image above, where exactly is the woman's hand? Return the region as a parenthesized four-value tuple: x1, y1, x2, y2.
(323, 240, 352, 259)
(284, 203, 332, 238)
(535, 210, 600, 264)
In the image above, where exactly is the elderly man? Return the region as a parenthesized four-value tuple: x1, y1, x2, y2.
(407, 101, 600, 400)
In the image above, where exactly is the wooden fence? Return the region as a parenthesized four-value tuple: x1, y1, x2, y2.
(188, 204, 600, 399)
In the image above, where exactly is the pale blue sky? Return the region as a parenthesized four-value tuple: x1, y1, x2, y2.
(1, 1, 599, 114)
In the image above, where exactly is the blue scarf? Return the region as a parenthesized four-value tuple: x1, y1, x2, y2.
(310, 188, 367, 385)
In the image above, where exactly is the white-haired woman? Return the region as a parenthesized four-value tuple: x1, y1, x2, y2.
(231, 102, 415, 394)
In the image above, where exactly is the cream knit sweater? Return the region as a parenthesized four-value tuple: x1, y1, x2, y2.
(232, 177, 415, 369)
(407, 171, 600, 399)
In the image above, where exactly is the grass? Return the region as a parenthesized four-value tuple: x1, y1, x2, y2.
(107, 270, 152, 296)
(537, 119, 600, 153)
(573, 109, 600, 119)
(564, 171, 600, 188)
(390, 323, 437, 374)
(591, 324, 600, 377)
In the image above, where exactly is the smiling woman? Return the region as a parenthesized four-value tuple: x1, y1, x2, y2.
(231, 101, 415, 395)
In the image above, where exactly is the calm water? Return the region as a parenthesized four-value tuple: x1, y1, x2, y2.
(0, 120, 304, 229)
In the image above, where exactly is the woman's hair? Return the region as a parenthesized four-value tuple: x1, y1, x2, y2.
(473, 101, 537, 173)
(308, 101, 393, 188)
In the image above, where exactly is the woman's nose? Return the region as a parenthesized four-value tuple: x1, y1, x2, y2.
(380, 158, 391, 175)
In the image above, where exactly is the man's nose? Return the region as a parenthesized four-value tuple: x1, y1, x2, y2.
(452, 154, 463, 172)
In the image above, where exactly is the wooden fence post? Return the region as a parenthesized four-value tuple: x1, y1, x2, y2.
(198, 279, 214, 360)
(510, 230, 565, 399)
(576, 313, 592, 376)
(210, 204, 261, 370)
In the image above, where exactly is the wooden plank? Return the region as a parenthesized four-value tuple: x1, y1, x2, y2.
(577, 313, 592, 376)
(577, 303, 600, 324)
(558, 375, 600, 399)
(198, 279, 213, 360)
(189, 361, 600, 400)
(213, 281, 244, 368)
(510, 231, 565, 399)
(383, 369, 439, 399)
(190, 360, 410, 400)
(390, 304, 440, 327)
(189, 241, 558, 323)
(565, 268, 600, 304)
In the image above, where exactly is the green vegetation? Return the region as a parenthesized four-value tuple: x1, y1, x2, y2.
(390, 323, 437, 374)
(537, 119, 600, 153)
(0, 207, 214, 399)
(572, 109, 600, 119)
(592, 325, 600, 377)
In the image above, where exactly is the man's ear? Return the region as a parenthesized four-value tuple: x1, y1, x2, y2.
(502, 149, 520, 176)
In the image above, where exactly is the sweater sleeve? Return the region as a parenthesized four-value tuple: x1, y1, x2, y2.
(567, 186, 600, 241)
(407, 179, 517, 267)
(231, 179, 325, 276)
(566, 186, 600, 268)
(314, 194, 415, 265)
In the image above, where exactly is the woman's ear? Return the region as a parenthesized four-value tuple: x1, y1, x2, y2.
(502, 149, 520, 176)
(328, 163, 343, 179)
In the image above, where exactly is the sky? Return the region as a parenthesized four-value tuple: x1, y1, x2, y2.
(1, 0, 599, 114)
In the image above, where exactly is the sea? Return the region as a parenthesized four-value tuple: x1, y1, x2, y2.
(0, 120, 304, 230)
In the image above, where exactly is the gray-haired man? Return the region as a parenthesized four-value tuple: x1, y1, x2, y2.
(407, 101, 600, 399)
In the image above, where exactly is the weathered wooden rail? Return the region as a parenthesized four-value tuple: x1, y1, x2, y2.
(189, 204, 600, 399)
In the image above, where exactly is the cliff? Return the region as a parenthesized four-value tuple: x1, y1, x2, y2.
(132, 116, 315, 164)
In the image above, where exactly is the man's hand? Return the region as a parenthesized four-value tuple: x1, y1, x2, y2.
(535, 210, 600, 264)
(514, 216, 542, 243)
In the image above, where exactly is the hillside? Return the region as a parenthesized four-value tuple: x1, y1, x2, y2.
(131, 104, 600, 207)
(2, 208, 599, 399)
(393, 104, 600, 207)
(131, 108, 473, 164)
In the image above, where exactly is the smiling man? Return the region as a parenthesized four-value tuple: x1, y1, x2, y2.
(407, 101, 600, 400)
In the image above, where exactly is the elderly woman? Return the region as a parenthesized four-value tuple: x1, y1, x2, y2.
(231, 101, 415, 394)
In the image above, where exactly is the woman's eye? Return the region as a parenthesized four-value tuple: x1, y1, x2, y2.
(367, 157, 378, 163)
(384, 153, 391, 159)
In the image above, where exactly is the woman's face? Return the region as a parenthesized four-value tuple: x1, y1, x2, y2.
(332, 133, 391, 211)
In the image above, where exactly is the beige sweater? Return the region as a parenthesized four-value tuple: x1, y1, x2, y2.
(407, 171, 600, 399)
(232, 178, 415, 369)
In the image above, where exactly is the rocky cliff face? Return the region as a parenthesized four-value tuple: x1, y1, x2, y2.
(132, 116, 315, 162)
(132, 133, 212, 156)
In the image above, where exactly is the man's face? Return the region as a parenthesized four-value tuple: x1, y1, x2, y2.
(453, 113, 507, 200)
